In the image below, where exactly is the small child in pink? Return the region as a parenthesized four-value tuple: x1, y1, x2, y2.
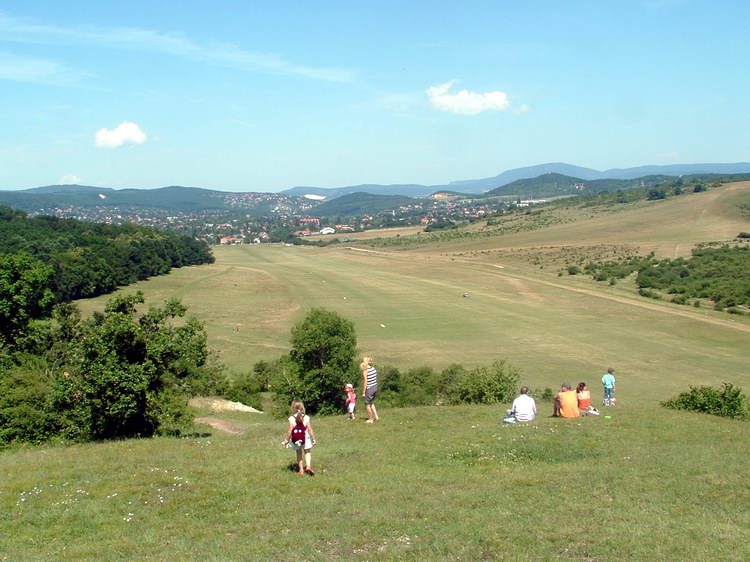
(345, 383, 356, 420)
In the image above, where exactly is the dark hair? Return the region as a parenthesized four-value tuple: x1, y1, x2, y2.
(577, 382, 586, 392)
(520, 386, 529, 395)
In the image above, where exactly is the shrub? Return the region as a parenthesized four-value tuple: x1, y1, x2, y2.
(639, 288, 662, 299)
(454, 360, 520, 405)
(661, 383, 748, 420)
(0, 357, 61, 446)
(647, 188, 666, 200)
(379, 366, 440, 407)
(224, 370, 264, 411)
(540, 387, 555, 402)
(567, 265, 580, 275)
(671, 294, 688, 305)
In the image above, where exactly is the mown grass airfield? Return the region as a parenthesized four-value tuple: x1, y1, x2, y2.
(5, 181, 750, 560)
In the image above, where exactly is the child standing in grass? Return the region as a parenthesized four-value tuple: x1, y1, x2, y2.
(344, 383, 357, 420)
(283, 400, 317, 476)
(601, 368, 616, 406)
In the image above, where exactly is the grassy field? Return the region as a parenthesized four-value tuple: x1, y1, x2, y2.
(2, 402, 749, 560)
(3, 182, 750, 560)
(73, 182, 750, 403)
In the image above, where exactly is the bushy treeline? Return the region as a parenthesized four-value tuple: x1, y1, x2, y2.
(0, 292, 227, 446)
(1, 301, 523, 447)
(239, 308, 521, 416)
(582, 245, 750, 311)
(636, 245, 750, 309)
(0, 205, 214, 302)
(662, 383, 748, 420)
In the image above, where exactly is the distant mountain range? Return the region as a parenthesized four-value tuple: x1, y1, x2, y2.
(2, 162, 750, 217)
(281, 162, 750, 198)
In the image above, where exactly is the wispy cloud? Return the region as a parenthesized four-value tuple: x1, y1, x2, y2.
(0, 51, 82, 85)
(0, 13, 355, 83)
(426, 80, 513, 115)
(59, 173, 82, 184)
(656, 150, 679, 162)
(95, 122, 147, 148)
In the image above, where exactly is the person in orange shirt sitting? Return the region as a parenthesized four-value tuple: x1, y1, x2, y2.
(553, 383, 580, 418)
(575, 381, 600, 415)
(576, 381, 591, 412)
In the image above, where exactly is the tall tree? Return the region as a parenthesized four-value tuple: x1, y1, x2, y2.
(0, 253, 54, 348)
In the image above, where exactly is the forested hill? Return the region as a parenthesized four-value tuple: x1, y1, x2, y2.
(0, 205, 214, 302)
(311, 192, 416, 216)
(485, 172, 750, 199)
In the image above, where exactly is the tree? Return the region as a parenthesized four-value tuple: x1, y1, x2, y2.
(279, 308, 358, 415)
(49, 291, 217, 440)
(646, 188, 666, 200)
(0, 253, 55, 348)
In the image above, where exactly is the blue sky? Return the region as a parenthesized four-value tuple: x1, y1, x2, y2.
(1, 1, 749, 192)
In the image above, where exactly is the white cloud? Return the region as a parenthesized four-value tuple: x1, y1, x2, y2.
(426, 80, 511, 115)
(58, 173, 82, 184)
(95, 122, 147, 148)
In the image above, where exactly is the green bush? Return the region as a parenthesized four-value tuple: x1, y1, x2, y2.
(454, 360, 520, 405)
(224, 370, 264, 411)
(0, 356, 61, 446)
(661, 383, 749, 420)
(639, 288, 662, 299)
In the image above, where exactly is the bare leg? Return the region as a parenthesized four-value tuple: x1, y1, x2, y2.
(296, 449, 304, 474)
(371, 403, 379, 421)
(304, 449, 315, 475)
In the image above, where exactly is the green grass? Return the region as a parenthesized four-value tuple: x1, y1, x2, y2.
(8, 181, 750, 560)
(2, 402, 749, 560)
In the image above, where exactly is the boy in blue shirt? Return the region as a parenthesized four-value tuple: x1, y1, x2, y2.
(601, 367, 616, 406)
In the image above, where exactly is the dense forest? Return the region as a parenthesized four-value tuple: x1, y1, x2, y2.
(0, 205, 214, 302)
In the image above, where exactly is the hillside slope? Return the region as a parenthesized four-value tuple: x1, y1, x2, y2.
(398, 181, 750, 259)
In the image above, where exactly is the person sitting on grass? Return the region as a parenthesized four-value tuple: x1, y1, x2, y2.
(553, 383, 580, 418)
(504, 386, 537, 423)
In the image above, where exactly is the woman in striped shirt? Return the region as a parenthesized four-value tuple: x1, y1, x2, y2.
(361, 356, 380, 424)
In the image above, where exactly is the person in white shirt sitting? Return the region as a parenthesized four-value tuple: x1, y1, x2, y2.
(504, 386, 537, 423)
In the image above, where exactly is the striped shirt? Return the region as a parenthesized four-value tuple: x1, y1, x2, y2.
(365, 366, 378, 388)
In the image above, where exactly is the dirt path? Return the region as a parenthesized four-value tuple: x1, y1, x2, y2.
(194, 417, 244, 434)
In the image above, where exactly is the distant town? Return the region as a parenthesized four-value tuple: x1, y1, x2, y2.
(30, 191, 537, 246)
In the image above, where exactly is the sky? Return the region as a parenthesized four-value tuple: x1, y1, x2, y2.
(1, 1, 749, 192)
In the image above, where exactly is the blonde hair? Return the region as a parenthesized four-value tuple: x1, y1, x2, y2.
(290, 400, 305, 422)
(360, 356, 373, 371)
